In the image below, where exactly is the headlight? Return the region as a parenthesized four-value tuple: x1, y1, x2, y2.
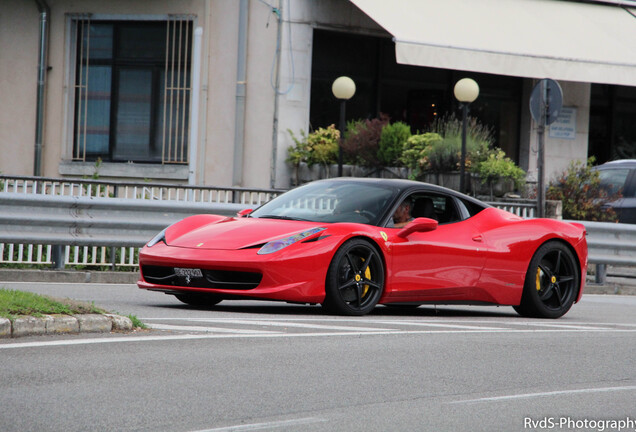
(146, 228, 167, 247)
(257, 227, 326, 255)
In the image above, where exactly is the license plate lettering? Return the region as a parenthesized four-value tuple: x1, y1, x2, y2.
(174, 267, 203, 278)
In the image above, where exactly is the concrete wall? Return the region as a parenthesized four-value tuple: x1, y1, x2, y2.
(0, 1, 39, 176)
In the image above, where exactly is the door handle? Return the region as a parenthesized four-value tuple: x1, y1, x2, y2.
(472, 235, 483, 242)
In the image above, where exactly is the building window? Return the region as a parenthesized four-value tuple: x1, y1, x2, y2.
(72, 17, 192, 164)
(590, 84, 636, 163)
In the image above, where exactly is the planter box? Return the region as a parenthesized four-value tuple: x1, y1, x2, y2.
(290, 163, 410, 186)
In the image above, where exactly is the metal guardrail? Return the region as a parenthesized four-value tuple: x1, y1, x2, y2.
(573, 220, 636, 284)
(1, 190, 635, 279)
(0, 192, 249, 269)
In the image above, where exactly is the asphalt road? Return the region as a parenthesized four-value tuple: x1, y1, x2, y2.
(1, 282, 635, 432)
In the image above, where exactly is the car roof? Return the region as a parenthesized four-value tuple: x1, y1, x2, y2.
(310, 177, 489, 207)
(597, 159, 636, 168)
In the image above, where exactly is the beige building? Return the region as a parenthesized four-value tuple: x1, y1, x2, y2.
(2, 0, 636, 190)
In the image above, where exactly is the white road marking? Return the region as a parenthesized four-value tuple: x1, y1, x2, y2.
(190, 416, 328, 431)
(370, 320, 503, 330)
(185, 318, 395, 332)
(451, 385, 636, 404)
(148, 323, 281, 334)
(2, 326, 636, 350)
(509, 322, 611, 330)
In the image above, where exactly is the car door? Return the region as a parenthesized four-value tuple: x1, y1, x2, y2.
(616, 169, 636, 223)
(598, 166, 636, 223)
(382, 192, 487, 302)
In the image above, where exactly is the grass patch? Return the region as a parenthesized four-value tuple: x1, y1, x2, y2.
(0, 288, 106, 321)
(126, 314, 147, 329)
(0, 288, 146, 329)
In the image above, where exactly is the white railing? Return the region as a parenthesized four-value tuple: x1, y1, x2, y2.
(0, 175, 283, 205)
(1, 244, 138, 268)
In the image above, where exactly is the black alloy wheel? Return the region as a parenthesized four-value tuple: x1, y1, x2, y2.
(323, 238, 385, 316)
(514, 241, 579, 318)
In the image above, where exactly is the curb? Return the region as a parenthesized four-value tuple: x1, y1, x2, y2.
(0, 313, 133, 339)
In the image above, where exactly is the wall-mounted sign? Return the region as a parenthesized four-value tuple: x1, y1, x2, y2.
(549, 106, 577, 140)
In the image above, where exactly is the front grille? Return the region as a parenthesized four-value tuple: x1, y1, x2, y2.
(142, 265, 262, 290)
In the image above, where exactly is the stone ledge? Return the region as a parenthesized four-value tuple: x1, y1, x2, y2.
(75, 314, 112, 333)
(46, 314, 80, 334)
(0, 269, 139, 284)
(0, 314, 133, 338)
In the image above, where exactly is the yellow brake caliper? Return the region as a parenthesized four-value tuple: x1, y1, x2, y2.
(360, 258, 371, 298)
(535, 267, 543, 291)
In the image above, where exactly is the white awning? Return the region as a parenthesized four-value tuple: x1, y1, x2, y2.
(350, 0, 636, 87)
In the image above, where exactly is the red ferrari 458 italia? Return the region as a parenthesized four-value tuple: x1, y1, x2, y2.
(138, 178, 587, 318)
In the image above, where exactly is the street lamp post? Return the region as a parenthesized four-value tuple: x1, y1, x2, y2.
(332, 76, 356, 177)
(453, 78, 479, 194)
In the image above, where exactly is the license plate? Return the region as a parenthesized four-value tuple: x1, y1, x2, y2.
(174, 267, 203, 278)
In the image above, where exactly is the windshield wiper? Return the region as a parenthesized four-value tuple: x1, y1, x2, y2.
(256, 215, 310, 221)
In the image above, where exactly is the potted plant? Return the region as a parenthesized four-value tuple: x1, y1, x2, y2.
(287, 125, 340, 185)
(474, 149, 526, 199)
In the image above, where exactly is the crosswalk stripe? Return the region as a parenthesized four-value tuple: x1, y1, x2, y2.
(148, 323, 281, 334)
(186, 318, 395, 332)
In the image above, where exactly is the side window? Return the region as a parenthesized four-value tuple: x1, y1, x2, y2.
(456, 197, 487, 218)
(598, 168, 630, 195)
(409, 193, 461, 224)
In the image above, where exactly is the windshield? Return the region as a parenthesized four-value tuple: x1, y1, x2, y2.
(250, 181, 399, 225)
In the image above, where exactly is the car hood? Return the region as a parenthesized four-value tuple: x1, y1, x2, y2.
(166, 217, 326, 250)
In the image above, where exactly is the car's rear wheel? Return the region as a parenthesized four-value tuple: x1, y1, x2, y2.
(323, 238, 384, 316)
(174, 293, 223, 307)
(514, 241, 579, 318)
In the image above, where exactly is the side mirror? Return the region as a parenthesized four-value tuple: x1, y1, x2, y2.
(397, 217, 438, 238)
(237, 208, 253, 217)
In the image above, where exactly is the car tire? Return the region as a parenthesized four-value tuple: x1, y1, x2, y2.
(174, 293, 223, 307)
(323, 238, 385, 316)
(514, 241, 579, 319)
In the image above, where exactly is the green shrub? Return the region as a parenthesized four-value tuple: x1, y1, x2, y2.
(401, 132, 443, 178)
(476, 150, 526, 189)
(286, 129, 309, 168)
(546, 157, 620, 222)
(377, 121, 411, 167)
(426, 115, 493, 173)
(287, 125, 340, 182)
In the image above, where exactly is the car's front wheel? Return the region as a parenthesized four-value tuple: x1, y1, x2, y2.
(174, 293, 223, 307)
(323, 238, 385, 316)
(514, 241, 579, 318)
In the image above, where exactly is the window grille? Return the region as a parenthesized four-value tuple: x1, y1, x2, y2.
(71, 15, 193, 164)
(163, 17, 192, 164)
